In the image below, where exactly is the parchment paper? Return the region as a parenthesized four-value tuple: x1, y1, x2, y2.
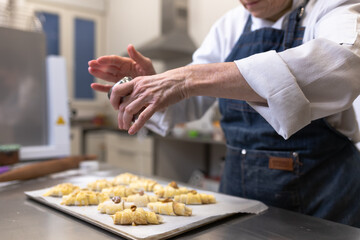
(25, 175, 268, 240)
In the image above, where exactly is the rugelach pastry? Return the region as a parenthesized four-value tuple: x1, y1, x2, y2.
(43, 183, 79, 197)
(147, 199, 192, 216)
(123, 191, 158, 207)
(129, 179, 162, 192)
(112, 172, 140, 185)
(101, 185, 137, 198)
(61, 189, 109, 206)
(174, 190, 216, 204)
(155, 181, 189, 198)
(112, 205, 163, 225)
(97, 196, 133, 215)
(87, 179, 113, 191)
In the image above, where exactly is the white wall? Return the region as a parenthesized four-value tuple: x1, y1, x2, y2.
(189, 0, 239, 46)
(105, 0, 161, 55)
(105, 0, 239, 55)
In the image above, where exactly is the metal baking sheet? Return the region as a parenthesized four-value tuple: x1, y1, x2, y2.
(25, 175, 268, 240)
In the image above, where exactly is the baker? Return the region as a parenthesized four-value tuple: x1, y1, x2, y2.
(88, 0, 360, 227)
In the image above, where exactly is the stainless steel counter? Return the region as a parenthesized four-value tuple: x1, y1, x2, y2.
(1, 167, 359, 240)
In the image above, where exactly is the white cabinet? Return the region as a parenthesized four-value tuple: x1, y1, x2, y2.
(70, 126, 82, 156)
(85, 130, 107, 162)
(105, 132, 154, 176)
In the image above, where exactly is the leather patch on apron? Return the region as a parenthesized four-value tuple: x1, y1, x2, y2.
(269, 156, 294, 171)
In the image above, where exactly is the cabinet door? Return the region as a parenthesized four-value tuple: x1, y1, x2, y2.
(105, 133, 154, 176)
(36, 12, 60, 56)
(74, 17, 95, 100)
(31, 2, 105, 107)
(85, 131, 106, 162)
(70, 126, 82, 156)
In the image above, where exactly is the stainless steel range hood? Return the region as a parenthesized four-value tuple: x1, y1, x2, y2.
(137, 0, 197, 70)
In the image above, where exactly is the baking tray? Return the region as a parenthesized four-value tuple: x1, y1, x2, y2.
(25, 175, 268, 240)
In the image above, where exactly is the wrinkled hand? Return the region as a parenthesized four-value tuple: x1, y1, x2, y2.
(111, 68, 189, 135)
(88, 44, 156, 93)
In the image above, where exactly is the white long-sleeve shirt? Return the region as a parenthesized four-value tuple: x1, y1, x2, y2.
(146, 0, 360, 141)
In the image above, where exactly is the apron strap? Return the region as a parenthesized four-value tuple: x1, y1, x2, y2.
(243, 14, 253, 33)
(296, 0, 310, 21)
(283, 0, 310, 49)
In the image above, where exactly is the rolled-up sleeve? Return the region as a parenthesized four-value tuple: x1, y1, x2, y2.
(234, 2, 360, 139)
(235, 50, 311, 139)
(236, 38, 360, 139)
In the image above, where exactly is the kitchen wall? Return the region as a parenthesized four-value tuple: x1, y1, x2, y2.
(105, 0, 239, 56)
(105, 0, 161, 57)
(189, 0, 239, 46)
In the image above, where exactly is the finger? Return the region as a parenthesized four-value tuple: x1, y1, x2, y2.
(97, 55, 134, 67)
(99, 65, 122, 77)
(117, 108, 124, 130)
(128, 104, 157, 135)
(127, 44, 147, 65)
(88, 60, 99, 68)
(88, 67, 120, 82)
(121, 96, 147, 130)
(90, 83, 112, 92)
(98, 55, 136, 78)
(89, 60, 121, 76)
(110, 82, 133, 110)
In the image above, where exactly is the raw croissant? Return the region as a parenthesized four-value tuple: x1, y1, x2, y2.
(129, 179, 162, 192)
(174, 190, 216, 204)
(43, 183, 79, 197)
(101, 185, 137, 198)
(112, 206, 162, 225)
(112, 172, 140, 185)
(147, 200, 192, 216)
(87, 179, 113, 192)
(123, 193, 158, 207)
(97, 198, 133, 215)
(155, 181, 189, 198)
(61, 189, 109, 206)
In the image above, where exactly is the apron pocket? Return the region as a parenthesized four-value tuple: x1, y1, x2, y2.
(222, 146, 301, 211)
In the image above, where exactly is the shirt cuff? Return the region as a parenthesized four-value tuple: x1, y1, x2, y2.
(235, 50, 311, 139)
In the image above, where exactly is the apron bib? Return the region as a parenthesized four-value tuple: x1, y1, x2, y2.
(218, 1, 360, 227)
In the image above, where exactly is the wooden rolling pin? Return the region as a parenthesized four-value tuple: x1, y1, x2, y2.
(0, 155, 97, 182)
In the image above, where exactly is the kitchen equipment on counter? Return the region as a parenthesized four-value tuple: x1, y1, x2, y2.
(0, 144, 20, 166)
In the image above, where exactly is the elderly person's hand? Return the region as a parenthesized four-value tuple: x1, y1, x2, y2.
(110, 67, 189, 134)
(88, 44, 156, 93)
(105, 62, 265, 135)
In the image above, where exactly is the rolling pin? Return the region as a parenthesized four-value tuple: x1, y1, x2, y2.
(0, 155, 97, 182)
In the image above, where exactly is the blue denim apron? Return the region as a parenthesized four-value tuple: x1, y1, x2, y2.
(219, 2, 360, 227)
